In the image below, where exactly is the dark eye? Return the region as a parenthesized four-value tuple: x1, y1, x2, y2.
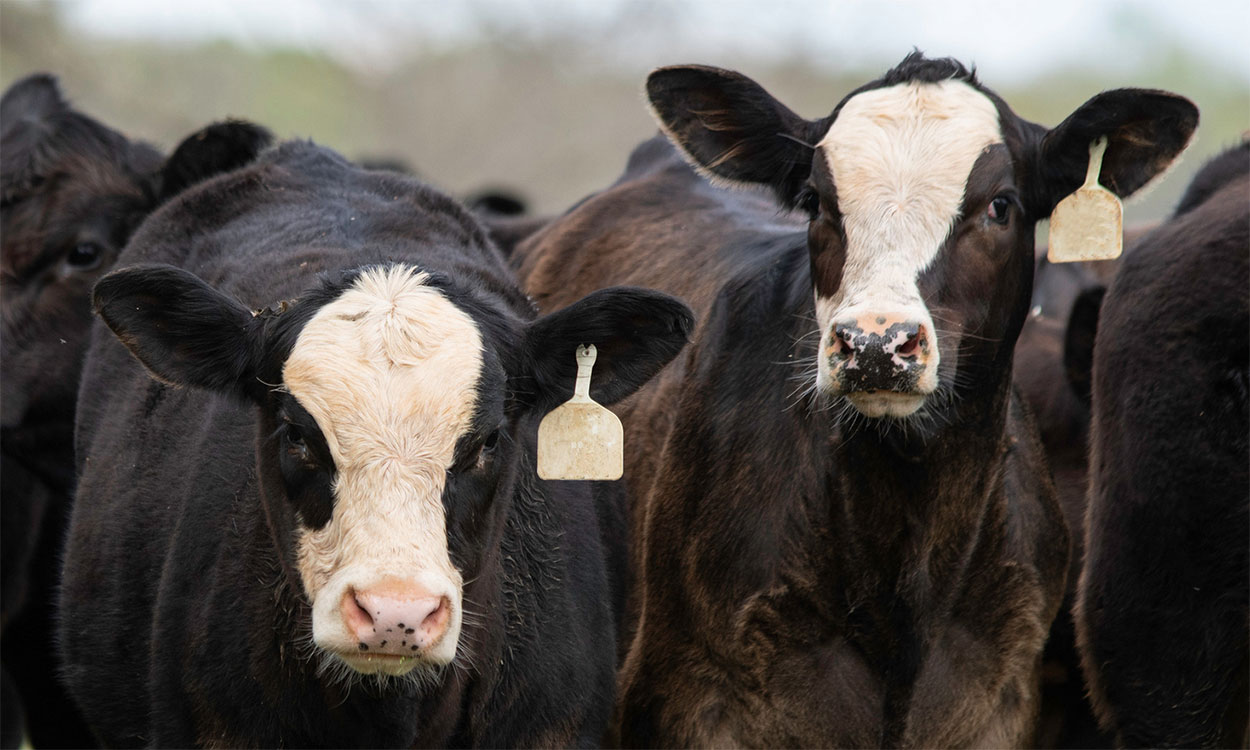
(457, 429, 502, 473)
(482, 429, 500, 453)
(66, 242, 105, 270)
(285, 423, 311, 459)
(797, 187, 820, 219)
(987, 196, 1012, 225)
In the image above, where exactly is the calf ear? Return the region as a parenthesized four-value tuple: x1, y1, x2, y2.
(1030, 89, 1198, 217)
(0, 74, 68, 203)
(646, 65, 825, 209)
(519, 287, 694, 412)
(158, 120, 272, 201)
(93, 264, 261, 399)
(1063, 285, 1106, 407)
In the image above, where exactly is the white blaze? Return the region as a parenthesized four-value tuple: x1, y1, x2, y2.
(283, 265, 482, 665)
(814, 79, 1004, 398)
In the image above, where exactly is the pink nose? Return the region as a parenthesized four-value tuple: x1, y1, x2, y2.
(339, 581, 451, 656)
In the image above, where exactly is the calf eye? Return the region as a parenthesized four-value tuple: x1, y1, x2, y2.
(987, 196, 1012, 225)
(66, 242, 105, 270)
(797, 187, 821, 220)
(285, 423, 311, 460)
(482, 429, 500, 453)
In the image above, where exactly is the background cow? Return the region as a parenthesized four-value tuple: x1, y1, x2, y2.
(1076, 141, 1249, 748)
(60, 139, 691, 747)
(0, 73, 269, 748)
(1017, 229, 1157, 748)
(513, 52, 1196, 746)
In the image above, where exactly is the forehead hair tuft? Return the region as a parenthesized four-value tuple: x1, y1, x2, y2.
(879, 51, 978, 89)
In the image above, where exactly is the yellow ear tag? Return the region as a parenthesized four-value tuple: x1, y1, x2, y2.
(536, 344, 623, 480)
(1048, 135, 1123, 263)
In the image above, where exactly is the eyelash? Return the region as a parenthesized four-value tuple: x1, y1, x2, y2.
(796, 187, 820, 219)
(283, 422, 313, 462)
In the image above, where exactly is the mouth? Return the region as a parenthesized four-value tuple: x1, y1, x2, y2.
(331, 650, 437, 677)
(845, 390, 928, 418)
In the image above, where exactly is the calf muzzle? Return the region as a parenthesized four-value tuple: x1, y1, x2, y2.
(827, 315, 932, 393)
(335, 578, 456, 669)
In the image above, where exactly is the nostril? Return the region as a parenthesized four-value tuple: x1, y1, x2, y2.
(340, 588, 374, 639)
(831, 327, 856, 357)
(420, 598, 450, 642)
(897, 332, 920, 358)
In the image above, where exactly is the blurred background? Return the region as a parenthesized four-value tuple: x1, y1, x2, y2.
(2, 0, 1246, 221)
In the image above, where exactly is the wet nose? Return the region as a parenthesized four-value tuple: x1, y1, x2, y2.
(340, 581, 452, 656)
(828, 315, 932, 392)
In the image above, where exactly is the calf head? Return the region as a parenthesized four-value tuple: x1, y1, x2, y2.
(0, 73, 270, 483)
(647, 52, 1196, 425)
(93, 263, 691, 683)
(0, 75, 161, 478)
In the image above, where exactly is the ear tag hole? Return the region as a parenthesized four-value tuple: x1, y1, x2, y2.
(536, 343, 624, 480)
(1047, 135, 1123, 263)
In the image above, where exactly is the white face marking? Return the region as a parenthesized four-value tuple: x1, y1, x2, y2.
(812, 79, 1005, 410)
(283, 266, 482, 668)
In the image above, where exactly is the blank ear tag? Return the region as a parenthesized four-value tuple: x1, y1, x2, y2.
(1048, 135, 1123, 263)
(537, 344, 624, 480)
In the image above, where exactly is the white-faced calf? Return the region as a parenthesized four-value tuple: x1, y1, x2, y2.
(61, 140, 691, 747)
(513, 52, 1196, 746)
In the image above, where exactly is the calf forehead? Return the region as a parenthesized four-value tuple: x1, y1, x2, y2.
(819, 80, 1004, 275)
(283, 267, 483, 470)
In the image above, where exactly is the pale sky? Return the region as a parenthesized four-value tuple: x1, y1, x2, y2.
(57, 0, 1250, 84)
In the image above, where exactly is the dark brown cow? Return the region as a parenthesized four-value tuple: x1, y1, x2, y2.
(1076, 141, 1249, 748)
(0, 72, 270, 747)
(514, 52, 1197, 746)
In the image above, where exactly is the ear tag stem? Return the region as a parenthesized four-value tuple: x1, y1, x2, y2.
(536, 344, 624, 480)
(1048, 135, 1123, 263)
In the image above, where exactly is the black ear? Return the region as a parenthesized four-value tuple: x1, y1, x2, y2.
(0, 73, 69, 202)
(1030, 89, 1198, 217)
(520, 287, 694, 412)
(93, 264, 262, 399)
(1063, 285, 1105, 407)
(464, 188, 528, 217)
(157, 120, 272, 202)
(646, 65, 825, 208)
(0, 73, 66, 133)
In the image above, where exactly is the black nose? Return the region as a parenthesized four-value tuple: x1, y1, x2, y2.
(828, 317, 930, 392)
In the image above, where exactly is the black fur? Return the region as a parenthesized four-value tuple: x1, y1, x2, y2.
(1077, 144, 1250, 748)
(1173, 139, 1250, 217)
(1062, 285, 1105, 408)
(156, 119, 273, 201)
(93, 265, 263, 396)
(522, 287, 694, 412)
(62, 139, 690, 747)
(0, 73, 266, 748)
